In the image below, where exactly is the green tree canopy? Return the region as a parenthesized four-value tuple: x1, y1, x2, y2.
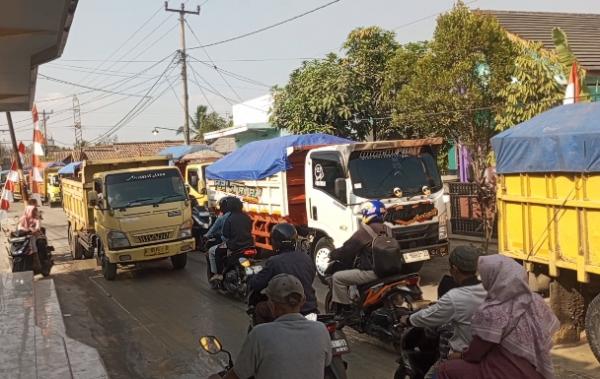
(180, 105, 232, 141)
(271, 26, 399, 140)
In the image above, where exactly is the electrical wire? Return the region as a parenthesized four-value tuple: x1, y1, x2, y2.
(188, 0, 342, 49)
(38, 74, 150, 98)
(392, 0, 478, 30)
(91, 56, 179, 142)
(188, 54, 272, 88)
(185, 19, 244, 102)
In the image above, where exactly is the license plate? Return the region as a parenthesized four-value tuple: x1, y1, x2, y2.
(331, 339, 349, 354)
(144, 245, 169, 257)
(403, 250, 430, 263)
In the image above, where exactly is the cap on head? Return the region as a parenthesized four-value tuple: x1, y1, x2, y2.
(449, 245, 482, 273)
(261, 273, 305, 305)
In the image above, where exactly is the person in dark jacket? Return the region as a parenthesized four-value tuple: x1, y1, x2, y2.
(329, 200, 386, 315)
(248, 223, 318, 322)
(213, 197, 254, 280)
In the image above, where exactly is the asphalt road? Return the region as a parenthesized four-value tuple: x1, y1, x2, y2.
(25, 205, 600, 379)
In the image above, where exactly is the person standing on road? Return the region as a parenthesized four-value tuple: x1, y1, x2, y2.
(437, 254, 560, 379)
(248, 223, 318, 322)
(213, 274, 332, 379)
(399, 245, 487, 379)
(328, 200, 386, 318)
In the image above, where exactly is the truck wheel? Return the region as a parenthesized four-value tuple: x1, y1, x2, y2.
(82, 245, 94, 259)
(70, 230, 83, 260)
(314, 237, 334, 284)
(171, 253, 187, 270)
(101, 255, 117, 280)
(586, 292, 600, 363)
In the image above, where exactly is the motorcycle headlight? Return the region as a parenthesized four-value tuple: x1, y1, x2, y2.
(108, 231, 130, 249)
(438, 212, 448, 241)
(179, 219, 193, 238)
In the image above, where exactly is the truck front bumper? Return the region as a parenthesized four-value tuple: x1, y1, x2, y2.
(105, 238, 195, 264)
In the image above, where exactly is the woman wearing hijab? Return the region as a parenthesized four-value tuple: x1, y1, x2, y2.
(18, 204, 42, 252)
(437, 254, 559, 379)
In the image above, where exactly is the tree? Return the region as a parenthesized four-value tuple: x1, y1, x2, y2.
(495, 38, 564, 131)
(271, 27, 399, 140)
(392, 2, 518, 250)
(179, 105, 232, 141)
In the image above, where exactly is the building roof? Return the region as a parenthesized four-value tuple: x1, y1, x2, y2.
(49, 140, 208, 162)
(481, 10, 600, 75)
(208, 137, 236, 155)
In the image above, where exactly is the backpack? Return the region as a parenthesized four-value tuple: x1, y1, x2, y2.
(362, 224, 403, 278)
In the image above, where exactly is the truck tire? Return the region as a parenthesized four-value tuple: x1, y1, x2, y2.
(82, 244, 94, 259)
(586, 292, 600, 363)
(171, 252, 187, 270)
(314, 237, 334, 284)
(70, 230, 84, 260)
(102, 258, 117, 280)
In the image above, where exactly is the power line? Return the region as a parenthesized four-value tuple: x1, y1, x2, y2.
(392, 0, 478, 30)
(39, 74, 151, 98)
(188, 0, 342, 50)
(91, 56, 178, 143)
(185, 19, 243, 102)
(188, 54, 272, 89)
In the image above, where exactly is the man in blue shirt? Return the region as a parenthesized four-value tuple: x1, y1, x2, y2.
(206, 197, 230, 280)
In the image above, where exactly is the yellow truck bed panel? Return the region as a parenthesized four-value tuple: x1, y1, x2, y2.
(498, 173, 600, 282)
(62, 179, 93, 231)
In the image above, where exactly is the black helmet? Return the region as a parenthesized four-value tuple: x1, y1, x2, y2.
(218, 197, 229, 213)
(227, 197, 243, 212)
(271, 223, 298, 252)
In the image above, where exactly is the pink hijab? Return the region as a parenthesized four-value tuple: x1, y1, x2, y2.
(19, 205, 40, 232)
(472, 255, 559, 379)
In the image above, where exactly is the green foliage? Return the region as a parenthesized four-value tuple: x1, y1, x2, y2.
(495, 39, 564, 131)
(180, 105, 232, 140)
(392, 2, 517, 165)
(552, 27, 590, 99)
(271, 27, 399, 140)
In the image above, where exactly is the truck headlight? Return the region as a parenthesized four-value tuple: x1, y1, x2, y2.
(179, 219, 193, 238)
(438, 212, 448, 240)
(108, 231, 130, 249)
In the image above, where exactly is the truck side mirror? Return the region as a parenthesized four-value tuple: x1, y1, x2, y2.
(88, 190, 98, 207)
(190, 176, 199, 188)
(334, 178, 347, 203)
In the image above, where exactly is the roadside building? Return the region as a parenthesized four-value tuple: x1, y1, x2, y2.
(204, 94, 286, 148)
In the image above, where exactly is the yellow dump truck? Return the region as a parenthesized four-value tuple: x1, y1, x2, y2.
(43, 167, 62, 206)
(62, 156, 195, 280)
(492, 103, 600, 362)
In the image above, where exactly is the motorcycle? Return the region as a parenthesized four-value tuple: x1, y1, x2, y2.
(207, 246, 261, 299)
(8, 228, 54, 276)
(324, 261, 425, 351)
(199, 320, 349, 379)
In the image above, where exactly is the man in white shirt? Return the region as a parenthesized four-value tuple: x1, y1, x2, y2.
(400, 245, 487, 379)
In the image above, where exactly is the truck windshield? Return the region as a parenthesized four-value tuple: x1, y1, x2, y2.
(105, 169, 187, 209)
(348, 150, 442, 199)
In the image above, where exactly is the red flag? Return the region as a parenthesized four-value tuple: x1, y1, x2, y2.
(31, 104, 45, 205)
(564, 62, 581, 104)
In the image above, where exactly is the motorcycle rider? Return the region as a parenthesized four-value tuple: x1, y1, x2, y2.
(399, 245, 487, 379)
(206, 197, 231, 281)
(212, 197, 254, 281)
(211, 274, 331, 379)
(328, 200, 386, 319)
(248, 223, 318, 323)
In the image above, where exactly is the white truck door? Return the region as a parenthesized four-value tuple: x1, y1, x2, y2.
(305, 151, 354, 248)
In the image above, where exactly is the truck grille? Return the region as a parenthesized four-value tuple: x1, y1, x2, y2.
(390, 222, 440, 250)
(134, 232, 172, 244)
(385, 202, 437, 225)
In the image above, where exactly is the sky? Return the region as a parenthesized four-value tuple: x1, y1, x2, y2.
(4, 0, 600, 147)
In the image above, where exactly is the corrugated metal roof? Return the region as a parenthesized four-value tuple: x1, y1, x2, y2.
(209, 137, 236, 154)
(481, 10, 600, 74)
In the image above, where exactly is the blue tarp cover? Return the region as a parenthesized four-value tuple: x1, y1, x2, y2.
(45, 161, 66, 169)
(58, 161, 81, 175)
(158, 145, 210, 160)
(205, 133, 353, 180)
(492, 103, 600, 174)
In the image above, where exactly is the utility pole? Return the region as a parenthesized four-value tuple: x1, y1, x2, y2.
(5, 112, 29, 202)
(73, 95, 82, 155)
(41, 109, 53, 157)
(165, 1, 200, 146)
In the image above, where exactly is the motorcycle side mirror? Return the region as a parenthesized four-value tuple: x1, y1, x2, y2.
(199, 336, 222, 354)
